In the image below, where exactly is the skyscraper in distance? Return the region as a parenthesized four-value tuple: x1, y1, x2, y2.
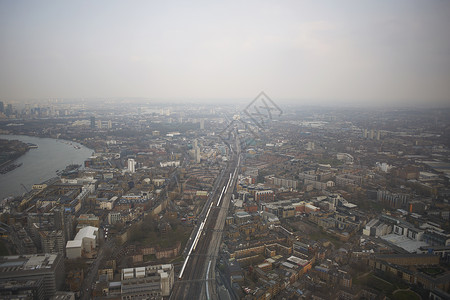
(128, 159, 136, 173)
(90, 116, 96, 129)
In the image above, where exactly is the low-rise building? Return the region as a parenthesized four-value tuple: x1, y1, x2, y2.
(77, 213, 100, 228)
(66, 226, 98, 259)
(120, 264, 174, 298)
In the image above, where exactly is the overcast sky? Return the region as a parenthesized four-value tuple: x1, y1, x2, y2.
(1, 0, 449, 106)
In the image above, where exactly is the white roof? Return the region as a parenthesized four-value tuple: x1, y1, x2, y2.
(343, 203, 357, 208)
(74, 226, 98, 240)
(381, 234, 428, 253)
(66, 240, 82, 248)
(305, 204, 318, 209)
(258, 262, 271, 268)
(268, 216, 279, 222)
(287, 255, 309, 266)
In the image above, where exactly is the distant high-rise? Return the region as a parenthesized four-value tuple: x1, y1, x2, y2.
(90, 116, 96, 129)
(5, 104, 13, 116)
(200, 119, 205, 130)
(0, 101, 4, 113)
(128, 159, 136, 173)
(193, 140, 201, 163)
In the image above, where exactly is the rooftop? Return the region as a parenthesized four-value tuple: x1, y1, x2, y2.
(74, 226, 98, 240)
(381, 234, 428, 253)
(0, 254, 59, 274)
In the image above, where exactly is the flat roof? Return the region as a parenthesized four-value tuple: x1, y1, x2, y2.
(287, 256, 309, 266)
(66, 240, 82, 248)
(109, 282, 121, 287)
(281, 262, 295, 269)
(381, 234, 428, 253)
(235, 211, 250, 218)
(0, 254, 59, 275)
(74, 226, 98, 240)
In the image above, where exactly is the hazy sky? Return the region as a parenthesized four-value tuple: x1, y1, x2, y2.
(1, 1, 449, 106)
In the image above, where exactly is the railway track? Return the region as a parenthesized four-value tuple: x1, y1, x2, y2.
(171, 148, 240, 299)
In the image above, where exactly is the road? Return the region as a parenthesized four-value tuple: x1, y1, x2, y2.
(171, 137, 240, 300)
(80, 237, 116, 300)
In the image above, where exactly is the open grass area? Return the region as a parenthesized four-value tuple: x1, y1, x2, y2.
(354, 273, 395, 295)
(396, 280, 409, 290)
(368, 275, 395, 294)
(354, 272, 417, 297)
(419, 267, 445, 276)
(309, 230, 343, 248)
(317, 158, 343, 167)
(357, 200, 384, 213)
(392, 290, 421, 300)
(169, 256, 185, 264)
(129, 215, 192, 250)
(142, 225, 191, 248)
(143, 254, 156, 262)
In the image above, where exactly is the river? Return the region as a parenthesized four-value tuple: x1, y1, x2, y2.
(0, 135, 93, 200)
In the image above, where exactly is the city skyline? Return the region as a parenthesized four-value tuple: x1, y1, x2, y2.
(1, 1, 450, 106)
(1, 103, 449, 299)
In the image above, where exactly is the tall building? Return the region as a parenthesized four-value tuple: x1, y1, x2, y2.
(90, 116, 96, 129)
(0, 254, 65, 299)
(39, 230, 65, 255)
(192, 140, 201, 163)
(128, 158, 136, 173)
(27, 208, 74, 251)
(5, 104, 13, 116)
(0, 101, 4, 113)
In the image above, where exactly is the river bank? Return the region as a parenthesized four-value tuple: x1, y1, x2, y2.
(0, 135, 93, 199)
(0, 139, 33, 173)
